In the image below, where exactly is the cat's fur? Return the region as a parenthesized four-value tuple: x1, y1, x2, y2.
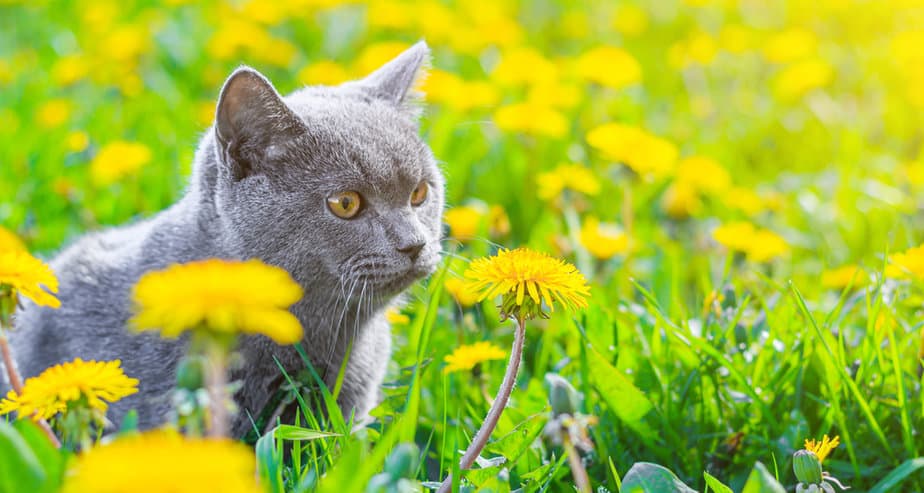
(6, 42, 443, 436)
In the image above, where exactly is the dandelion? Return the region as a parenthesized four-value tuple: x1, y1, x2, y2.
(36, 99, 72, 129)
(442, 342, 507, 374)
(723, 186, 767, 216)
(0, 226, 24, 253)
(794, 435, 846, 493)
(131, 259, 302, 436)
(385, 307, 410, 325)
(439, 249, 589, 493)
(493, 102, 569, 138)
(491, 46, 559, 87)
(579, 217, 629, 260)
(885, 244, 924, 280)
(612, 5, 649, 37)
(537, 164, 601, 202)
(713, 222, 789, 262)
(464, 247, 590, 320)
(62, 430, 261, 493)
(821, 265, 867, 289)
(90, 140, 152, 187)
(66, 131, 89, 153)
(0, 250, 60, 309)
(353, 41, 411, 76)
(586, 123, 677, 179)
(574, 46, 642, 89)
(444, 205, 486, 241)
(298, 60, 351, 86)
(130, 259, 303, 344)
(773, 59, 834, 101)
(804, 435, 840, 463)
(763, 28, 818, 63)
(424, 70, 500, 112)
(0, 358, 137, 421)
(444, 277, 481, 308)
(675, 156, 731, 195)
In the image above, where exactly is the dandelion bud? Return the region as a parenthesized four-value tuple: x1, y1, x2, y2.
(793, 449, 823, 485)
(175, 356, 206, 390)
(545, 373, 582, 417)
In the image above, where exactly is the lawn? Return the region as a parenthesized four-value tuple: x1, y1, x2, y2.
(1, 0, 924, 492)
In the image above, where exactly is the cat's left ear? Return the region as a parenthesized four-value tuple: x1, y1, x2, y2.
(356, 41, 430, 118)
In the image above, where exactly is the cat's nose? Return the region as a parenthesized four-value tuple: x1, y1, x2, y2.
(396, 240, 425, 261)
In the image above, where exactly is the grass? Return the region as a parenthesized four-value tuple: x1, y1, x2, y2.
(3, 0, 924, 491)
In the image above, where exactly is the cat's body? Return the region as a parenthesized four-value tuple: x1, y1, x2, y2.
(6, 42, 443, 436)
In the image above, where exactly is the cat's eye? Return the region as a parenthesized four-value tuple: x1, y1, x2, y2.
(410, 182, 429, 206)
(327, 191, 363, 219)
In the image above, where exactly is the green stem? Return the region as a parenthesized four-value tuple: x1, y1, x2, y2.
(563, 437, 592, 493)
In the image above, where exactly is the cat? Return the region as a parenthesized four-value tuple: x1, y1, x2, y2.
(6, 41, 444, 437)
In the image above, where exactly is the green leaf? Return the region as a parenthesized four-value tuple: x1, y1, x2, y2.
(869, 458, 924, 493)
(703, 471, 733, 493)
(586, 345, 656, 441)
(255, 426, 284, 493)
(621, 462, 697, 493)
(272, 424, 340, 441)
(485, 412, 545, 463)
(0, 420, 46, 493)
(741, 462, 785, 493)
(12, 420, 64, 493)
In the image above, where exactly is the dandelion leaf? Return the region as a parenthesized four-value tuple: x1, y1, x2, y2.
(621, 462, 697, 493)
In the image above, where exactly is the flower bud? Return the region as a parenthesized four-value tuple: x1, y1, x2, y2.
(545, 373, 581, 417)
(793, 449, 823, 485)
(175, 356, 206, 390)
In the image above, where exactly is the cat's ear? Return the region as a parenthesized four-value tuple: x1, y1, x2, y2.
(356, 41, 430, 118)
(214, 67, 303, 181)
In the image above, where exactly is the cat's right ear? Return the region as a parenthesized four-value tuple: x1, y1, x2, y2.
(214, 67, 303, 181)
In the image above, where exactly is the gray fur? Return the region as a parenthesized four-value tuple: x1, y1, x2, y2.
(5, 41, 443, 436)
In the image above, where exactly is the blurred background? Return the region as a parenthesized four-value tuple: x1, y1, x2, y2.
(2, 0, 924, 490)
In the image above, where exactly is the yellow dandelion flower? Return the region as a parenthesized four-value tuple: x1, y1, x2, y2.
(0, 358, 137, 421)
(424, 70, 500, 113)
(90, 140, 152, 187)
(444, 277, 481, 308)
(491, 46, 559, 87)
(723, 186, 767, 216)
(669, 31, 718, 68)
(464, 248, 590, 320)
(489, 205, 511, 238)
(130, 259, 304, 344)
(713, 222, 789, 262)
(66, 131, 89, 153)
(353, 41, 410, 76)
(527, 80, 582, 110)
(574, 46, 642, 89)
(675, 156, 731, 195)
(661, 181, 702, 219)
(443, 341, 507, 374)
(579, 217, 629, 260)
(719, 24, 754, 54)
(904, 161, 924, 189)
(586, 123, 677, 179)
(444, 205, 486, 241)
(36, 99, 72, 129)
(537, 163, 601, 201)
(298, 60, 351, 86)
(804, 435, 840, 464)
(51, 54, 90, 86)
(612, 5, 649, 37)
(493, 102, 569, 138)
(0, 250, 60, 308)
(885, 244, 924, 280)
(821, 265, 867, 289)
(62, 430, 261, 493)
(385, 307, 410, 325)
(773, 59, 834, 101)
(0, 226, 25, 253)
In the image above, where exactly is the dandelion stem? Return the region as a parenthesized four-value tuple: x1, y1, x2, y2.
(437, 317, 526, 493)
(0, 328, 61, 448)
(205, 344, 229, 438)
(563, 437, 592, 493)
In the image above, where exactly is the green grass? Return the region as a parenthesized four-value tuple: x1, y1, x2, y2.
(3, 0, 924, 491)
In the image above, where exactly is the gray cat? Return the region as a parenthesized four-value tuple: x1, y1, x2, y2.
(6, 41, 443, 437)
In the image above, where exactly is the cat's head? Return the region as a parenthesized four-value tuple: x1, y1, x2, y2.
(209, 41, 443, 302)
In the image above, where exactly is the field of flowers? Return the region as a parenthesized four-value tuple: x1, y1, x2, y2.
(2, 0, 924, 491)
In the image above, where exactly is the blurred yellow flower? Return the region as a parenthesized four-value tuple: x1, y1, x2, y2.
(354, 41, 410, 76)
(821, 265, 867, 289)
(465, 248, 590, 320)
(536, 163, 601, 201)
(762, 28, 817, 63)
(66, 131, 89, 153)
(0, 358, 137, 421)
(586, 123, 678, 178)
(661, 181, 702, 219)
(36, 99, 72, 129)
(385, 307, 410, 325)
(612, 4, 649, 37)
(207, 19, 296, 68)
(444, 205, 485, 241)
(51, 54, 90, 86)
(675, 156, 731, 195)
(443, 341, 506, 374)
(90, 140, 152, 186)
(713, 222, 789, 262)
(773, 59, 833, 100)
(444, 276, 481, 307)
(527, 81, 582, 110)
(723, 186, 766, 216)
(804, 435, 840, 464)
(0, 250, 60, 308)
(575, 46, 642, 89)
(130, 259, 304, 344)
(366, 0, 414, 30)
(489, 205, 511, 238)
(423, 70, 500, 112)
(903, 161, 924, 188)
(493, 102, 568, 138)
(889, 30, 924, 65)
(0, 227, 25, 253)
(298, 60, 351, 86)
(196, 101, 216, 127)
(492, 47, 558, 87)
(885, 244, 924, 280)
(62, 430, 261, 493)
(579, 217, 629, 260)
(719, 24, 754, 54)
(669, 31, 718, 68)
(101, 24, 150, 63)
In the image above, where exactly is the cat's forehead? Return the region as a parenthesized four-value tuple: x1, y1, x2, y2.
(281, 91, 432, 187)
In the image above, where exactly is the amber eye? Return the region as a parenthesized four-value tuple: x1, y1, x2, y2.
(327, 191, 362, 219)
(410, 182, 429, 206)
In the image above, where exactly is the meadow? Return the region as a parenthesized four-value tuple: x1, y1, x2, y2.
(1, 0, 924, 491)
